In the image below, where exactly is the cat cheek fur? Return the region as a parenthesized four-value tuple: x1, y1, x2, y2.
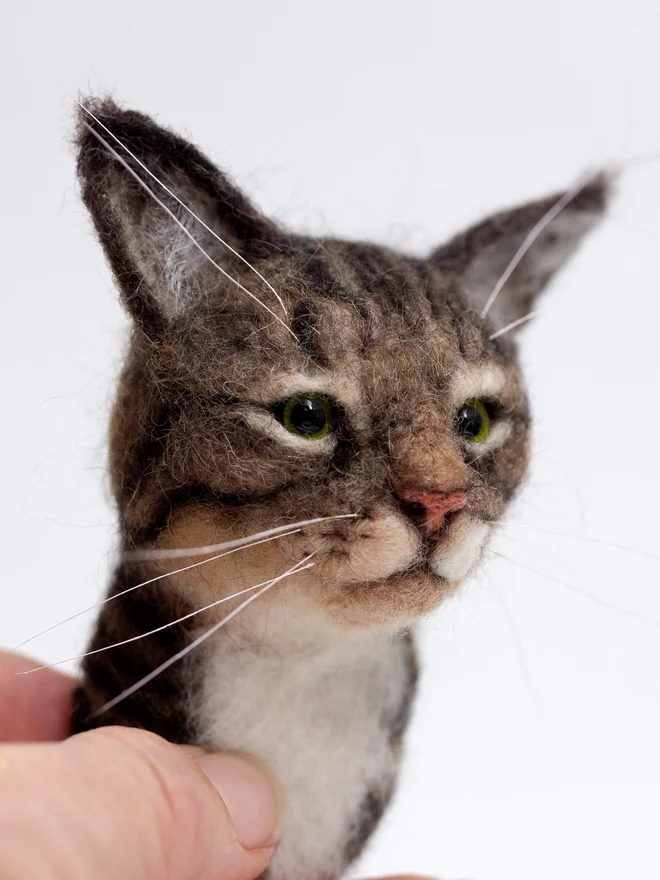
(72, 98, 609, 880)
(430, 516, 492, 582)
(297, 509, 422, 586)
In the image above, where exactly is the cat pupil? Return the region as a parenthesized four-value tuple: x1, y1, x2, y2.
(455, 404, 483, 438)
(290, 398, 327, 435)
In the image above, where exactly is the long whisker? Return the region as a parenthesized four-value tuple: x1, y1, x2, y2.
(487, 548, 660, 627)
(480, 170, 602, 320)
(18, 562, 315, 674)
(82, 123, 295, 339)
(490, 520, 660, 562)
(489, 309, 540, 341)
(89, 555, 315, 719)
(483, 571, 536, 701)
(125, 513, 358, 561)
(77, 99, 288, 318)
(1, 528, 306, 660)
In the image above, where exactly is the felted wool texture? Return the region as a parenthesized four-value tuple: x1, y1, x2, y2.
(71, 98, 609, 880)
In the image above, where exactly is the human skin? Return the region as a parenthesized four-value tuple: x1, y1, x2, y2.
(0, 653, 429, 880)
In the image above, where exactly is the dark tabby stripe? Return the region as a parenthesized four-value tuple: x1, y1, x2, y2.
(341, 786, 394, 866)
(71, 97, 608, 880)
(386, 630, 419, 748)
(291, 299, 329, 366)
(337, 243, 426, 322)
(70, 566, 199, 742)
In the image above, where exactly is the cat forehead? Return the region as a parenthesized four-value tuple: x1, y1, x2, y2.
(164, 236, 523, 404)
(257, 245, 459, 347)
(282, 266, 509, 377)
(193, 291, 522, 411)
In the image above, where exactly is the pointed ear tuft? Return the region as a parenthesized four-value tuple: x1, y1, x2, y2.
(430, 174, 611, 335)
(75, 97, 282, 335)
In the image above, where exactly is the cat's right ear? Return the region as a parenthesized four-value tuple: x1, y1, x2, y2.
(76, 98, 283, 337)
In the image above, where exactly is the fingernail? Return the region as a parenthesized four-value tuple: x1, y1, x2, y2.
(194, 752, 284, 849)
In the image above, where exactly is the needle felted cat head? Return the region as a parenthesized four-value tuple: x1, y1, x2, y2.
(73, 98, 610, 880)
(77, 99, 607, 634)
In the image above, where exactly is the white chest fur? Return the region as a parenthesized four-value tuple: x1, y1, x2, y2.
(195, 615, 413, 880)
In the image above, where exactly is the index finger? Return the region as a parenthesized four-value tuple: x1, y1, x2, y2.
(0, 652, 74, 742)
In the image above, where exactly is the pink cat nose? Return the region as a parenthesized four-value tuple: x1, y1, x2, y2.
(398, 488, 468, 536)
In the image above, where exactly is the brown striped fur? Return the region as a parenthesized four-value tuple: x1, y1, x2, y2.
(71, 99, 608, 879)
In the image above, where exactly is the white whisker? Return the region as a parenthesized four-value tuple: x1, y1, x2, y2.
(489, 309, 539, 340)
(487, 548, 660, 627)
(490, 520, 660, 562)
(480, 170, 602, 320)
(484, 571, 536, 702)
(1, 528, 306, 660)
(18, 562, 315, 674)
(82, 123, 295, 339)
(616, 151, 660, 169)
(89, 555, 315, 719)
(125, 513, 358, 561)
(77, 100, 288, 318)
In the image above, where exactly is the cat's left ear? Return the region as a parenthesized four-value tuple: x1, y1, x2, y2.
(430, 175, 610, 335)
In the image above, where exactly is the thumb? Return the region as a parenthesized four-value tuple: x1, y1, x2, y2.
(0, 725, 283, 880)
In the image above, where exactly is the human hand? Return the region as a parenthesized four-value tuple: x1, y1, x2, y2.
(0, 652, 432, 880)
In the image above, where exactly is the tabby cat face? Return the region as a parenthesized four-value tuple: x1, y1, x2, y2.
(77, 100, 606, 631)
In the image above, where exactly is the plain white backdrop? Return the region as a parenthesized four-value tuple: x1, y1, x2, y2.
(3, 2, 660, 878)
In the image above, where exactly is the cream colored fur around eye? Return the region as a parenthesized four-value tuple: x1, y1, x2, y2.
(238, 408, 338, 452)
(462, 420, 512, 456)
(253, 372, 368, 427)
(72, 98, 612, 880)
(450, 363, 509, 407)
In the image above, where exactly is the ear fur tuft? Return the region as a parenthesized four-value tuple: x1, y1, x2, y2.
(431, 174, 611, 334)
(75, 96, 281, 335)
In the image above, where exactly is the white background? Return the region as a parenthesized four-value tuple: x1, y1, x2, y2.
(3, 2, 660, 879)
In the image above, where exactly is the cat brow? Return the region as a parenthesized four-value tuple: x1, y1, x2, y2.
(451, 363, 508, 403)
(88, 555, 316, 720)
(77, 99, 289, 320)
(82, 122, 296, 339)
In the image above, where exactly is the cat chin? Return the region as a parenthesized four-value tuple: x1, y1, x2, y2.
(313, 511, 492, 631)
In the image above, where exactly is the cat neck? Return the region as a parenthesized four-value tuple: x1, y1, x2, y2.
(194, 574, 394, 664)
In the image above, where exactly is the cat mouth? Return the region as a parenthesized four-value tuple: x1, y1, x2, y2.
(304, 507, 490, 591)
(415, 509, 465, 552)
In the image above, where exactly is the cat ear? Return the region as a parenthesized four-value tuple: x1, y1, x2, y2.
(430, 176, 610, 335)
(76, 98, 283, 336)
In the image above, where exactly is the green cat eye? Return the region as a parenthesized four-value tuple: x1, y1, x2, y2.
(281, 393, 333, 440)
(454, 398, 491, 443)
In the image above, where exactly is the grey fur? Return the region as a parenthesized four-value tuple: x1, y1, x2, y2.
(71, 98, 608, 880)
